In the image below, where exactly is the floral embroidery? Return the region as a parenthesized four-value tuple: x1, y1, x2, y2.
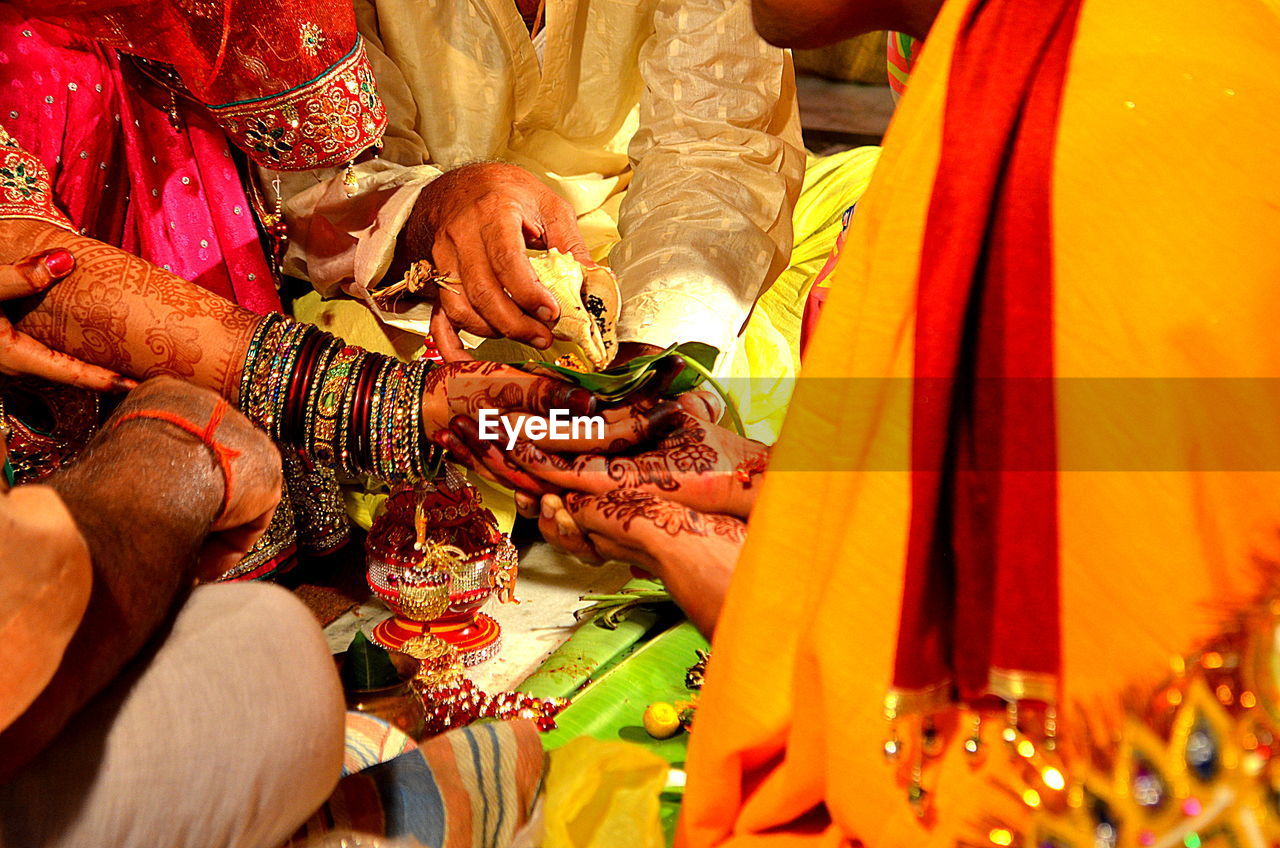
(0, 124, 75, 232)
(0, 159, 38, 199)
(210, 36, 386, 171)
(242, 121, 295, 162)
(300, 22, 325, 57)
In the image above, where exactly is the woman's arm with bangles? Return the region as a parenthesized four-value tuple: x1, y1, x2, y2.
(0, 218, 257, 402)
(0, 219, 668, 463)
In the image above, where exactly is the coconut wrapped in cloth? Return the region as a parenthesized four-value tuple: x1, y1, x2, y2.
(527, 249, 620, 371)
(369, 249, 620, 371)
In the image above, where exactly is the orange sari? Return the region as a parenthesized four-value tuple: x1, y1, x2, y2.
(677, 0, 1280, 844)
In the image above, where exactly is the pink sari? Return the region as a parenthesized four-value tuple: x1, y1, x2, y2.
(0, 8, 280, 314)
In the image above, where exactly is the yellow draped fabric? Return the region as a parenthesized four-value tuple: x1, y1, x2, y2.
(677, 0, 1280, 844)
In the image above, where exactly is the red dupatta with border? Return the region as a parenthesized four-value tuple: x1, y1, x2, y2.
(890, 0, 1086, 715)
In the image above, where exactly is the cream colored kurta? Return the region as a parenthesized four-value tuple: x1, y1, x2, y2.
(274, 0, 805, 356)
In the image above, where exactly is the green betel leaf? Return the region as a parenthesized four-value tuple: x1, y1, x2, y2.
(341, 630, 401, 690)
(518, 341, 746, 435)
(665, 342, 719, 395)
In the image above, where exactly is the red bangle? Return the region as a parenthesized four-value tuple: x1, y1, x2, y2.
(112, 399, 241, 523)
(282, 331, 326, 443)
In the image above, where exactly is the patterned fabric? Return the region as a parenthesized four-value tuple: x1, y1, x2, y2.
(0, 378, 98, 484)
(341, 712, 418, 777)
(0, 12, 280, 312)
(0, 124, 73, 232)
(14, 0, 388, 170)
(285, 720, 545, 848)
(209, 38, 385, 171)
(887, 31, 917, 99)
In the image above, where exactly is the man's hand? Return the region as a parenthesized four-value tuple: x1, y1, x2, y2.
(0, 248, 134, 392)
(106, 377, 282, 580)
(1, 378, 281, 776)
(405, 163, 593, 354)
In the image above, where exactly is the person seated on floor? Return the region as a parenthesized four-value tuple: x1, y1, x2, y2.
(0, 0, 401, 576)
(0, 372, 552, 848)
(271, 0, 883, 441)
(446, 0, 1280, 843)
(0, 375, 345, 847)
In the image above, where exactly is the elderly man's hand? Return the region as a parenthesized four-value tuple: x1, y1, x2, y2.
(405, 162, 593, 357)
(105, 377, 282, 580)
(0, 248, 134, 392)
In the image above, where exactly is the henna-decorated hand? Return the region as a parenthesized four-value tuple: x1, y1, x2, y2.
(450, 409, 768, 518)
(538, 490, 744, 636)
(406, 162, 593, 357)
(434, 396, 689, 495)
(422, 359, 599, 444)
(0, 248, 135, 392)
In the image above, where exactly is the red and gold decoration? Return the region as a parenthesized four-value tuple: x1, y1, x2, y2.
(414, 674, 566, 737)
(208, 39, 384, 172)
(972, 597, 1280, 848)
(0, 123, 75, 233)
(0, 378, 99, 485)
(367, 474, 518, 666)
(20, 0, 388, 172)
(397, 632, 565, 736)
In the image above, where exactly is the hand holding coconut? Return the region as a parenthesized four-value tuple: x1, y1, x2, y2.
(404, 162, 606, 358)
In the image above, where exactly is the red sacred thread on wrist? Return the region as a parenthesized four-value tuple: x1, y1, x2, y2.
(112, 399, 241, 522)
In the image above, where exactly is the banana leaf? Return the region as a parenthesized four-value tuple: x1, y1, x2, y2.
(522, 342, 710, 397)
(537, 621, 709, 843)
(518, 577, 671, 699)
(537, 620, 706, 757)
(517, 606, 661, 700)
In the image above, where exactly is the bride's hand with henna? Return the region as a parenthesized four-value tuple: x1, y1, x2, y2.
(447, 408, 769, 519)
(537, 489, 744, 636)
(0, 248, 135, 392)
(427, 378, 693, 495)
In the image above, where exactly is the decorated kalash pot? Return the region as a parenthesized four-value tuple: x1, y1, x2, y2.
(366, 471, 518, 666)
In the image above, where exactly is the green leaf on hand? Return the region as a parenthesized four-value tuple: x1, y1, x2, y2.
(520, 342, 745, 435)
(341, 630, 401, 690)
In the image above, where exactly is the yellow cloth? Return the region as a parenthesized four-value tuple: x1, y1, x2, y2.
(726, 146, 879, 441)
(540, 738, 670, 848)
(677, 0, 1280, 845)
(273, 0, 806, 358)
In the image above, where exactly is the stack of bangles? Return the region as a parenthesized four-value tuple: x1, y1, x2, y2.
(238, 314, 439, 484)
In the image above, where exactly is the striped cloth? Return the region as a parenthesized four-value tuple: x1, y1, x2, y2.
(342, 712, 420, 777)
(887, 31, 917, 99)
(285, 720, 545, 848)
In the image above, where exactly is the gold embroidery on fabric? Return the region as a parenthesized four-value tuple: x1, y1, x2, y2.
(211, 37, 386, 171)
(0, 124, 76, 232)
(884, 681, 954, 719)
(986, 666, 1058, 704)
(299, 22, 325, 57)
